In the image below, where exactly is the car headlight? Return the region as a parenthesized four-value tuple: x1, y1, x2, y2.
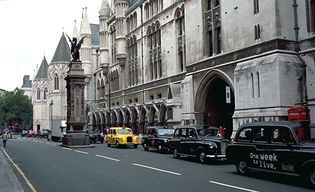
(209, 142, 217, 149)
(163, 139, 168, 143)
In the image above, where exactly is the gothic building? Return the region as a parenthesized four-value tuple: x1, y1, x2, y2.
(32, 0, 315, 138)
(32, 9, 100, 132)
(89, 0, 315, 137)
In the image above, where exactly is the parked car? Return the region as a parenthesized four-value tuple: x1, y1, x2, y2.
(169, 125, 231, 163)
(105, 127, 139, 148)
(226, 121, 315, 187)
(142, 126, 174, 153)
(27, 130, 37, 137)
(38, 129, 51, 139)
(88, 129, 104, 144)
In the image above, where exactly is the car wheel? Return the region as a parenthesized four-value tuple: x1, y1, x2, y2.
(198, 151, 206, 163)
(134, 144, 138, 149)
(173, 149, 180, 159)
(236, 160, 248, 175)
(115, 141, 119, 146)
(143, 143, 149, 151)
(304, 166, 315, 188)
(107, 143, 111, 147)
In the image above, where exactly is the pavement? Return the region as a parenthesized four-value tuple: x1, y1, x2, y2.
(0, 143, 24, 192)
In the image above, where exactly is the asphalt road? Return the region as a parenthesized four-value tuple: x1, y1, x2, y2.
(4, 137, 315, 192)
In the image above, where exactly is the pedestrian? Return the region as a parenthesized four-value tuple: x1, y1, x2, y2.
(218, 126, 226, 138)
(2, 131, 8, 148)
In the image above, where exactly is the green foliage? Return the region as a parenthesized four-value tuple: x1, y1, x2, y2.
(0, 88, 33, 128)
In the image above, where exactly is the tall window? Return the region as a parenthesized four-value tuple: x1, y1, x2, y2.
(251, 73, 254, 98)
(204, 0, 221, 57)
(127, 35, 138, 87)
(37, 88, 41, 100)
(110, 25, 117, 64)
(311, 0, 315, 32)
(257, 72, 260, 97)
(175, 6, 186, 72)
(253, 0, 260, 14)
(255, 24, 261, 40)
(111, 70, 119, 91)
(147, 21, 162, 80)
(54, 74, 59, 90)
(44, 88, 48, 100)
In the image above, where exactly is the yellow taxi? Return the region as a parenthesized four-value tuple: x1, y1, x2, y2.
(105, 127, 139, 148)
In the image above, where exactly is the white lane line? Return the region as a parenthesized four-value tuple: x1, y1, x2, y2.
(74, 150, 88, 155)
(95, 154, 120, 162)
(62, 147, 73, 151)
(209, 181, 259, 192)
(132, 163, 181, 176)
(1, 147, 37, 192)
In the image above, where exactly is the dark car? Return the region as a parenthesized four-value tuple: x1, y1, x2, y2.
(89, 129, 104, 144)
(142, 126, 175, 153)
(169, 126, 231, 163)
(226, 121, 315, 187)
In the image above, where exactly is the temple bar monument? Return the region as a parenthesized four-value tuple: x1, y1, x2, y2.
(62, 34, 91, 147)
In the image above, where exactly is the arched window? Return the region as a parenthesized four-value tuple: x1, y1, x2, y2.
(204, 0, 221, 56)
(147, 21, 162, 81)
(44, 88, 48, 100)
(54, 74, 59, 90)
(37, 88, 41, 100)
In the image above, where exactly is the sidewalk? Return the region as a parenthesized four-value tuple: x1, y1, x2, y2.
(0, 146, 24, 192)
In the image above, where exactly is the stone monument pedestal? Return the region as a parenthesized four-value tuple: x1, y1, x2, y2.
(61, 61, 93, 148)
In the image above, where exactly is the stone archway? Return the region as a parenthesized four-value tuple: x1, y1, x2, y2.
(195, 70, 235, 139)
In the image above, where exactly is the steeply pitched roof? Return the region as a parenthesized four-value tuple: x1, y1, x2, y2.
(34, 56, 49, 80)
(90, 24, 100, 46)
(51, 33, 71, 63)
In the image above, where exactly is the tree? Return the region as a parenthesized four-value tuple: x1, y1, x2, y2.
(0, 88, 33, 130)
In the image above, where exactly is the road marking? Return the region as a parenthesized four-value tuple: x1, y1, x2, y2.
(62, 147, 73, 151)
(74, 150, 88, 155)
(95, 154, 120, 162)
(1, 147, 37, 192)
(209, 181, 259, 192)
(132, 163, 181, 176)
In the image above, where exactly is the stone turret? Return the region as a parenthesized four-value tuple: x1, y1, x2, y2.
(80, 7, 92, 73)
(114, 0, 128, 66)
(99, 0, 111, 73)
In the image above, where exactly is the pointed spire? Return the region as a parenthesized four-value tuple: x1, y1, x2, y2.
(80, 7, 92, 35)
(72, 20, 79, 39)
(99, 0, 111, 17)
(34, 56, 49, 80)
(51, 33, 71, 63)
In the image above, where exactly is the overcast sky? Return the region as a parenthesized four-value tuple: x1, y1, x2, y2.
(0, 0, 106, 91)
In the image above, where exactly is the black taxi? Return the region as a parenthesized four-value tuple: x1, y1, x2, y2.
(226, 121, 315, 187)
(142, 126, 175, 153)
(169, 126, 231, 163)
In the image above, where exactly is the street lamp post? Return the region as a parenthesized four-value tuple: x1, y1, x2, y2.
(50, 99, 53, 131)
(107, 77, 111, 127)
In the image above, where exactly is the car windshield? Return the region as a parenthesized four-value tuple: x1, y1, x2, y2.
(198, 127, 220, 138)
(158, 129, 174, 136)
(116, 129, 132, 134)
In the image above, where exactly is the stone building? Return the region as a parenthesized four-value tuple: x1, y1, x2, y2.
(32, 9, 100, 133)
(88, 0, 315, 138)
(20, 75, 32, 99)
(31, 0, 315, 137)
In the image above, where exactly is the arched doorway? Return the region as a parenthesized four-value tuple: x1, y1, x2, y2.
(195, 70, 235, 139)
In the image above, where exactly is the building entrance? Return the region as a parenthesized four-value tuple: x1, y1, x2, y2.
(195, 71, 235, 139)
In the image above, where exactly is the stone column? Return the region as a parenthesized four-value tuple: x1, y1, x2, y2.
(62, 61, 90, 147)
